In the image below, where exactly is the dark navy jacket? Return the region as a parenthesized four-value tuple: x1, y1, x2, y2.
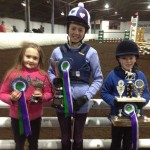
(100, 67, 150, 116)
(60, 43, 91, 84)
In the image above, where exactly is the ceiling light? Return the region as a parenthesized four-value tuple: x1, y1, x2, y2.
(21, 1, 26, 7)
(104, 3, 109, 9)
(46, 0, 50, 4)
(83, 0, 99, 3)
(118, 17, 123, 20)
(61, 11, 65, 16)
(115, 11, 118, 15)
(148, 5, 150, 9)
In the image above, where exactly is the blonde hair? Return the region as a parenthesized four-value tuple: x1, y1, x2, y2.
(3, 42, 47, 82)
(16, 42, 45, 70)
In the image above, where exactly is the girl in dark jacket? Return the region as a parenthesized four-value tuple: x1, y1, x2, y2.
(100, 40, 150, 150)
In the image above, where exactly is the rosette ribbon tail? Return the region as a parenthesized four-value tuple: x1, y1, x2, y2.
(63, 70, 73, 116)
(60, 60, 73, 117)
(18, 104, 24, 135)
(130, 111, 139, 150)
(19, 91, 31, 136)
(123, 104, 139, 150)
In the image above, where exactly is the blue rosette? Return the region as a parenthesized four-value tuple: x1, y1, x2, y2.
(10, 77, 31, 136)
(57, 58, 73, 75)
(10, 77, 28, 91)
(123, 103, 137, 116)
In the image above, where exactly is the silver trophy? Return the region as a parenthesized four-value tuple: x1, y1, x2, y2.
(134, 79, 145, 117)
(134, 79, 145, 98)
(30, 80, 44, 103)
(117, 80, 125, 98)
(116, 80, 125, 117)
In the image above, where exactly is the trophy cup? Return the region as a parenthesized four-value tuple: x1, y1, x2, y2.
(117, 80, 125, 98)
(116, 80, 125, 117)
(51, 60, 64, 110)
(30, 80, 44, 103)
(133, 79, 145, 117)
(134, 79, 145, 98)
(116, 70, 135, 117)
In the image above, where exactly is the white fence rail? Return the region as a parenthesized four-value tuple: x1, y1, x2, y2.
(0, 116, 111, 128)
(2, 98, 150, 109)
(1, 139, 150, 149)
(0, 99, 150, 149)
(0, 33, 98, 49)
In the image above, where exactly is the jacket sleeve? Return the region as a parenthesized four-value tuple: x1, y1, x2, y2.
(0, 76, 14, 105)
(139, 71, 150, 105)
(85, 48, 103, 99)
(100, 72, 116, 107)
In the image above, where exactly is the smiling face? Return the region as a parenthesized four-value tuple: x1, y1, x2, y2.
(118, 55, 137, 71)
(23, 48, 40, 69)
(68, 23, 86, 47)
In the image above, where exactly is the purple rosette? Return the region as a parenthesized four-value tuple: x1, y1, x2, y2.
(10, 77, 31, 136)
(123, 104, 139, 150)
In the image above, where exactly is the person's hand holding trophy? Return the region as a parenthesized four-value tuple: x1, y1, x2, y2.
(30, 80, 44, 103)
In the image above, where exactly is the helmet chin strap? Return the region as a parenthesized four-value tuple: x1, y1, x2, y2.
(67, 35, 82, 47)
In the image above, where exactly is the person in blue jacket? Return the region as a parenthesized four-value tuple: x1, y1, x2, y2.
(100, 40, 150, 150)
(48, 2, 103, 150)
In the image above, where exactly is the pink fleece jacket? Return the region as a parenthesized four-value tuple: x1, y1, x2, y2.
(0, 67, 53, 120)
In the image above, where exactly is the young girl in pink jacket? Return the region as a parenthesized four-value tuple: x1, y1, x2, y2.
(0, 42, 53, 150)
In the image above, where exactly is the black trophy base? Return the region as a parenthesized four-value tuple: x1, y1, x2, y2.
(51, 99, 64, 110)
(30, 96, 41, 103)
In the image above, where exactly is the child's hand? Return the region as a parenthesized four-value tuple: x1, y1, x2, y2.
(53, 78, 63, 88)
(32, 88, 43, 98)
(10, 90, 21, 102)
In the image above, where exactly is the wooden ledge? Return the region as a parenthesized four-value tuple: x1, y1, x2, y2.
(111, 116, 150, 127)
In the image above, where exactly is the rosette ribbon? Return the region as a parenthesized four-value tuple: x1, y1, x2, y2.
(123, 104, 139, 150)
(11, 77, 31, 136)
(59, 60, 73, 117)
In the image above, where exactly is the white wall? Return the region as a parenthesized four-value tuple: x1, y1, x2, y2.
(0, 33, 97, 49)
(0, 17, 66, 33)
(0, 17, 150, 41)
(0, 18, 25, 32)
(97, 21, 130, 39)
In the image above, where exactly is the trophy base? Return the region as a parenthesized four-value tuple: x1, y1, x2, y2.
(30, 96, 41, 103)
(111, 115, 150, 127)
(115, 96, 146, 102)
(51, 98, 64, 110)
(53, 98, 63, 105)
